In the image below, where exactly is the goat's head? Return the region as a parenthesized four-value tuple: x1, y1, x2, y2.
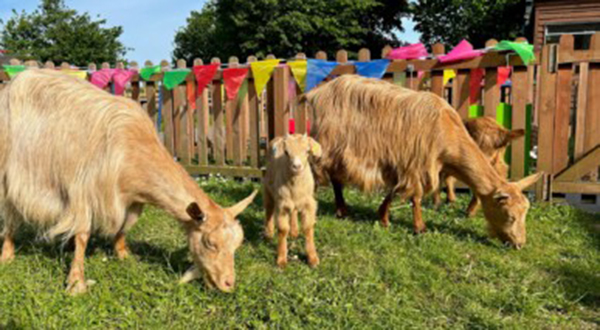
(271, 134, 322, 176)
(182, 190, 258, 292)
(479, 173, 542, 249)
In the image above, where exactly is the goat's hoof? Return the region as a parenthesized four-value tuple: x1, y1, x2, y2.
(308, 255, 320, 268)
(66, 280, 88, 296)
(413, 227, 427, 235)
(380, 220, 390, 228)
(335, 209, 347, 218)
(116, 249, 130, 260)
(276, 258, 288, 269)
(0, 253, 15, 264)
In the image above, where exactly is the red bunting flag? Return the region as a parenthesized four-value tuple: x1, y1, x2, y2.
(469, 68, 484, 104)
(497, 67, 511, 87)
(193, 63, 219, 95)
(223, 68, 249, 100)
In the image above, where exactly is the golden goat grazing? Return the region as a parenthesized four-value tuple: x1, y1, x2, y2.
(0, 69, 257, 294)
(305, 74, 541, 248)
(263, 134, 322, 268)
(433, 116, 525, 217)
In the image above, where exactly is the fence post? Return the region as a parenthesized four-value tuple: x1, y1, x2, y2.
(247, 55, 261, 168)
(553, 35, 575, 174)
(483, 39, 499, 118)
(130, 61, 140, 102)
(144, 60, 157, 118)
(160, 59, 175, 156)
(431, 43, 445, 97)
(194, 58, 210, 166)
(536, 43, 558, 200)
(225, 56, 240, 164)
(510, 38, 531, 180)
(272, 57, 289, 138)
(583, 33, 600, 181)
(211, 57, 225, 166)
(295, 53, 309, 135)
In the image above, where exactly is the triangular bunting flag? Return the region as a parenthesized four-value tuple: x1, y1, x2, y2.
(469, 68, 484, 104)
(354, 59, 390, 79)
(222, 68, 248, 100)
(193, 63, 219, 95)
(140, 65, 161, 81)
(288, 60, 307, 92)
(494, 41, 535, 65)
(387, 43, 428, 60)
(250, 59, 280, 95)
(163, 69, 191, 90)
(443, 69, 456, 85)
(438, 39, 485, 63)
(113, 69, 135, 95)
(306, 59, 338, 92)
(61, 70, 88, 79)
(497, 67, 511, 87)
(91, 68, 115, 89)
(3, 65, 26, 78)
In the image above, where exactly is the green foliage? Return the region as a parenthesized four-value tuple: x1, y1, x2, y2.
(172, 0, 409, 64)
(1, 177, 598, 328)
(0, 0, 129, 66)
(411, 0, 527, 48)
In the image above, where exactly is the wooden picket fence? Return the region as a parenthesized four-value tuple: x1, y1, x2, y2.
(2, 34, 600, 201)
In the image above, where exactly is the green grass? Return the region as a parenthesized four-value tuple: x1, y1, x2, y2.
(1, 177, 599, 329)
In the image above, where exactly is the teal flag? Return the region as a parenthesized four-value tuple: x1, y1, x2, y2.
(163, 69, 190, 90)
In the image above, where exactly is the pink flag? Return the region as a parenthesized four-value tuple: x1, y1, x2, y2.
(91, 69, 115, 89)
(438, 40, 485, 63)
(112, 69, 135, 95)
(386, 43, 428, 60)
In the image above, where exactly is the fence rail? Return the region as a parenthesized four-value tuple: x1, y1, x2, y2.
(3, 34, 600, 201)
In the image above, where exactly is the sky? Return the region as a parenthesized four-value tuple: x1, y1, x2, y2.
(0, 0, 421, 64)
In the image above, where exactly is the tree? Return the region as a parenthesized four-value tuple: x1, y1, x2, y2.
(411, 0, 527, 49)
(173, 0, 409, 63)
(0, 0, 129, 66)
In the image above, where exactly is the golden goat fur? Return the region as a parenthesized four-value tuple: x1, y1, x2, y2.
(0, 69, 257, 294)
(305, 74, 541, 248)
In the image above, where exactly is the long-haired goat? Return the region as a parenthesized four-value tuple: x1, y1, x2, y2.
(433, 116, 525, 217)
(0, 69, 257, 294)
(305, 75, 541, 248)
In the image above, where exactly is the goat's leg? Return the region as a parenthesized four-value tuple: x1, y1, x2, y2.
(66, 231, 90, 295)
(290, 210, 299, 239)
(1, 208, 19, 263)
(1, 227, 15, 264)
(264, 190, 275, 240)
(331, 178, 348, 218)
(300, 200, 319, 268)
(276, 209, 290, 268)
(432, 188, 442, 208)
(412, 196, 426, 234)
(114, 203, 143, 260)
(445, 176, 457, 204)
(179, 265, 201, 284)
(466, 195, 480, 218)
(378, 191, 395, 228)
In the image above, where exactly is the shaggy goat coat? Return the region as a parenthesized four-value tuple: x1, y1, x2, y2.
(0, 70, 204, 239)
(306, 75, 454, 199)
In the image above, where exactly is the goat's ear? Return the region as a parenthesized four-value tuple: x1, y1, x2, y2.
(514, 172, 543, 190)
(186, 202, 205, 223)
(496, 129, 525, 149)
(308, 137, 322, 158)
(270, 137, 285, 158)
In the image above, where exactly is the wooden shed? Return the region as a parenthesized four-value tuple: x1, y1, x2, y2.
(528, 0, 600, 51)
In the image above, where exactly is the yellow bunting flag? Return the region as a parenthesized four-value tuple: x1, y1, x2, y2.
(250, 59, 280, 95)
(288, 60, 308, 92)
(443, 69, 456, 85)
(62, 70, 88, 79)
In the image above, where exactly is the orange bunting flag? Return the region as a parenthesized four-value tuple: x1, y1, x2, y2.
(222, 68, 249, 100)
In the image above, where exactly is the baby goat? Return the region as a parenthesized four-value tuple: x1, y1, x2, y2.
(263, 134, 322, 268)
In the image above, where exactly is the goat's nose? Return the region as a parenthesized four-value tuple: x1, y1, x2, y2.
(292, 160, 302, 171)
(223, 278, 234, 290)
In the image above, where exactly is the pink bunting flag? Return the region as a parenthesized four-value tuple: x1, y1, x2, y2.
(386, 43, 428, 60)
(112, 69, 135, 95)
(91, 68, 115, 89)
(222, 68, 249, 100)
(497, 67, 511, 86)
(438, 40, 485, 63)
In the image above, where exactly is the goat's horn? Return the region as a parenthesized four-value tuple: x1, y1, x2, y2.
(227, 190, 259, 217)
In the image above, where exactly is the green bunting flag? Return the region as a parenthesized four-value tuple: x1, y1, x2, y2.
(3, 65, 26, 78)
(140, 65, 162, 81)
(163, 69, 190, 90)
(494, 41, 535, 65)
